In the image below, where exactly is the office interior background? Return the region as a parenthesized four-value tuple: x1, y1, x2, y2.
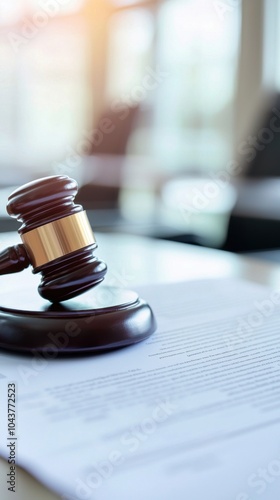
(0, 0, 280, 256)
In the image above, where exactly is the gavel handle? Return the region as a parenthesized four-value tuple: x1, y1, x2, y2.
(0, 244, 31, 274)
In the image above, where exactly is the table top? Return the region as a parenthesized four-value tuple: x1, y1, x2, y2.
(0, 231, 279, 500)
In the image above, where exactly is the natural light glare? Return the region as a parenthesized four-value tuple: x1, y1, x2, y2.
(30, 0, 85, 15)
(149, 0, 241, 172)
(0, 0, 85, 25)
(165, 0, 237, 60)
(107, 9, 154, 101)
(0, 8, 89, 173)
(0, 0, 24, 26)
(0, 0, 241, 176)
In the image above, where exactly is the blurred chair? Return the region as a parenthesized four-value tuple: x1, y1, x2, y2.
(87, 105, 140, 156)
(242, 93, 280, 178)
(157, 93, 280, 252)
(223, 179, 280, 252)
(76, 105, 139, 210)
(223, 93, 280, 253)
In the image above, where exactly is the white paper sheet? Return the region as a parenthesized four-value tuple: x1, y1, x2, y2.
(1, 278, 280, 500)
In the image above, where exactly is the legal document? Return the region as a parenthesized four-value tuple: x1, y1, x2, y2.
(1, 278, 280, 500)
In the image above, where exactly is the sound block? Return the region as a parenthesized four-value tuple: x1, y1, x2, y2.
(0, 286, 156, 355)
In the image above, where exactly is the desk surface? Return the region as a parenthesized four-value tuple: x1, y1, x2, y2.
(0, 232, 279, 500)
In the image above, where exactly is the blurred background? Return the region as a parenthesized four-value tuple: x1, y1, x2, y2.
(1, 0, 280, 257)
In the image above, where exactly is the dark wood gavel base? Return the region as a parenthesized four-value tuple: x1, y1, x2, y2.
(0, 286, 156, 355)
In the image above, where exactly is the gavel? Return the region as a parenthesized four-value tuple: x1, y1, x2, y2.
(0, 175, 107, 303)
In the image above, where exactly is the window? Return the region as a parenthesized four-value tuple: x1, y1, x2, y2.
(153, 0, 241, 172)
(0, 0, 242, 178)
(0, 0, 88, 175)
(106, 9, 154, 101)
(106, 0, 241, 173)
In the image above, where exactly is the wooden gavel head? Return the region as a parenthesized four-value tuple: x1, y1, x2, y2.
(1, 175, 107, 303)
